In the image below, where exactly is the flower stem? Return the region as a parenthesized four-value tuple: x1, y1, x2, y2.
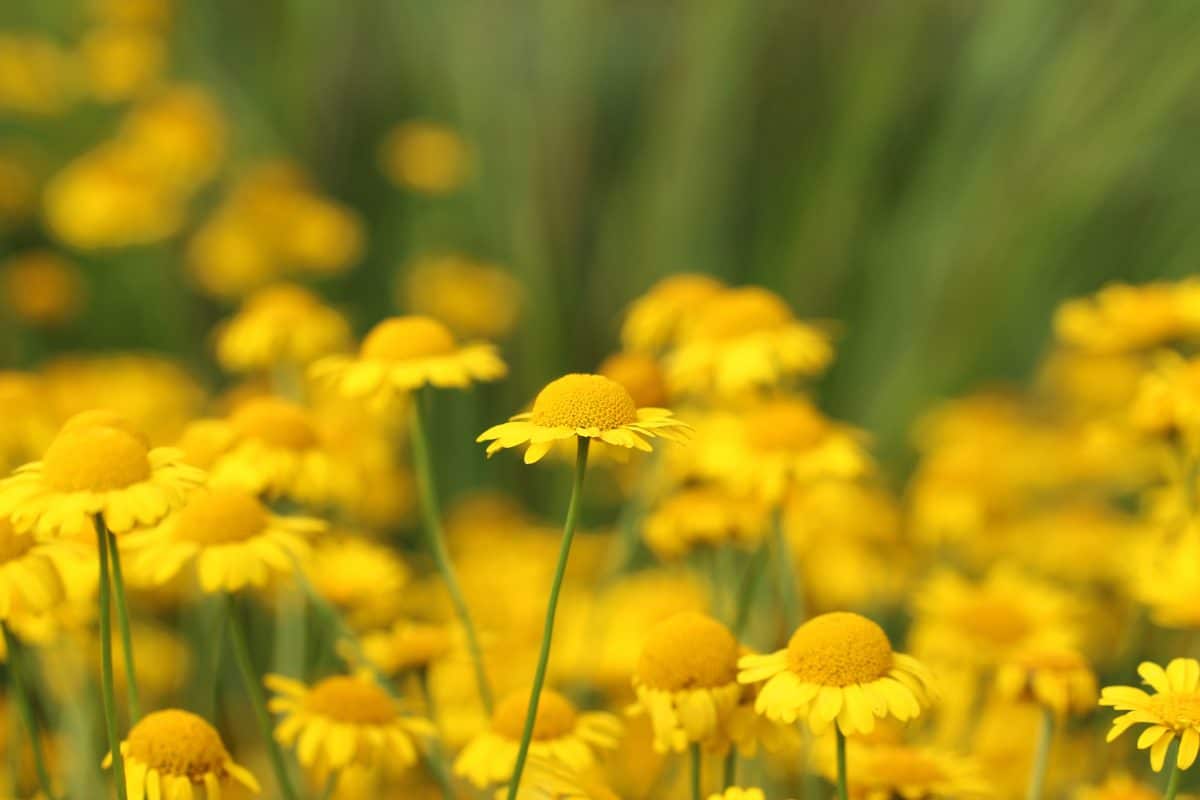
(105, 532, 141, 721)
(771, 506, 803, 631)
(417, 668, 455, 800)
(1164, 758, 1182, 800)
(691, 742, 703, 800)
(94, 515, 129, 800)
(409, 398, 493, 713)
(733, 543, 770, 638)
(1026, 707, 1054, 800)
(1, 623, 54, 799)
(722, 748, 737, 789)
(505, 438, 590, 800)
(835, 727, 849, 800)
(224, 594, 299, 800)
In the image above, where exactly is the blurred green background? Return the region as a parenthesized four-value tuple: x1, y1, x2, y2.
(5, 0, 1200, 469)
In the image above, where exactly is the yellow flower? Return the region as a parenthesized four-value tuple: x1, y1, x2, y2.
(503, 755, 621, 800)
(353, 619, 454, 675)
(1100, 658, 1200, 772)
(820, 742, 992, 800)
(117, 85, 227, 188)
(0, 413, 204, 539)
(598, 352, 670, 410)
(306, 534, 410, 630)
(738, 612, 934, 735)
(642, 485, 767, 560)
(400, 253, 522, 340)
(455, 688, 622, 789)
(1130, 352, 1200, 443)
(0, 34, 77, 116)
(995, 648, 1097, 718)
(312, 316, 506, 408)
(216, 283, 351, 374)
(0, 372, 56, 475)
(478, 373, 690, 464)
(666, 286, 833, 397)
(1055, 279, 1200, 354)
(1076, 774, 1160, 800)
(707, 790, 764, 800)
(630, 611, 741, 752)
(122, 488, 321, 593)
(267, 672, 433, 775)
(379, 121, 471, 194)
(78, 25, 165, 103)
(208, 398, 346, 505)
(621, 274, 726, 354)
(1, 249, 85, 328)
(103, 709, 260, 799)
(0, 514, 68, 620)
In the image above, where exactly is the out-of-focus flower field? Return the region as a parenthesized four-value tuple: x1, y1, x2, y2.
(5, 1, 1200, 799)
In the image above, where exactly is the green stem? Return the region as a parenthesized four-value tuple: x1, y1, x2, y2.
(2, 623, 54, 799)
(772, 506, 802, 632)
(733, 542, 770, 638)
(94, 516, 129, 800)
(417, 668, 455, 800)
(224, 595, 299, 800)
(722, 747, 736, 791)
(106, 532, 141, 721)
(691, 742, 703, 800)
(409, 398, 493, 713)
(1026, 708, 1054, 800)
(505, 438, 590, 800)
(319, 772, 338, 800)
(1165, 757, 1182, 800)
(836, 727, 849, 800)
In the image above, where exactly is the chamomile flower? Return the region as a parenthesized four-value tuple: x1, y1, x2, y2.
(477, 374, 691, 464)
(311, 315, 506, 409)
(352, 619, 454, 676)
(621, 274, 726, 354)
(121, 488, 321, 593)
(267, 673, 433, 777)
(0, 413, 203, 539)
(995, 648, 1097, 718)
(643, 485, 767, 560)
(103, 709, 260, 799)
(400, 254, 522, 340)
(0, 514, 68, 619)
(630, 612, 742, 752)
(1076, 774, 1160, 800)
(504, 755, 621, 800)
(708, 790, 764, 800)
(598, 352, 670, 410)
(1100, 658, 1200, 772)
(306, 534, 411, 630)
(215, 283, 350, 374)
(455, 688, 622, 789)
(379, 121, 472, 194)
(738, 612, 934, 735)
(821, 742, 992, 800)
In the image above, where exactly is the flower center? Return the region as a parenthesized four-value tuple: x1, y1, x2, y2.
(692, 287, 793, 341)
(599, 353, 668, 409)
(360, 316, 457, 361)
(304, 676, 398, 725)
(125, 710, 230, 780)
(0, 516, 35, 562)
(636, 611, 738, 691)
(955, 597, 1032, 647)
(172, 490, 269, 545)
(229, 399, 318, 450)
(744, 400, 828, 452)
(530, 374, 638, 430)
(787, 612, 894, 686)
(42, 425, 152, 492)
(492, 689, 578, 741)
(1147, 693, 1200, 729)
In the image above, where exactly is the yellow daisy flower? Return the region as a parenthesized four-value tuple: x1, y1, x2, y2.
(0, 372, 57, 475)
(306, 533, 410, 630)
(995, 648, 1097, 718)
(122, 488, 322, 593)
(267, 673, 433, 776)
(1076, 774, 1160, 800)
(621, 273, 726, 354)
(598, 352, 670, 410)
(1054, 278, 1200, 355)
(666, 286, 833, 397)
(820, 742, 992, 800)
(455, 688, 622, 789)
(643, 485, 767, 560)
(0, 414, 203, 539)
(738, 612, 934, 735)
(353, 619, 454, 676)
(477, 373, 691, 464)
(215, 283, 351, 374)
(400, 253, 523, 340)
(1, 249, 85, 328)
(0, 514, 68, 620)
(311, 315, 506, 407)
(103, 709, 260, 799)
(707, 790, 764, 800)
(630, 612, 742, 752)
(1100, 658, 1200, 772)
(502, 755, 621, 800)
(378, 121, 472, 194)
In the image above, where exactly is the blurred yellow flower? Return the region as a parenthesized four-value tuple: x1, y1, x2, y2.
(1056, 279, 1200, 355)
(818, 742, 991, 800)
(643, 485, 766, 560)
(1101, 659, 1200, 772)
(598, 352, 670, 410)
(117, 85, 227, 188)
(306, 533, 410, 631)
(995, 648, 1097, 718)
(455, 688, 622, 788)
(216, 283, 351, 374)
(0, 514, 67, 620)
(379, 121, 471, 194)
(78, 25, 165, 103)
(354, 619, 454, 675)
(504, 755, 622, 800)
(0, 372, 57, 474)
(1131, 352, 1200, 444)
(707, 790, 764, 800)
(621, 273, 725, 354)
(0, 34, 77, 115)
(0, 250, 86, 328)
(0, 143, 43, 225)
(401, 253, 522, 340)
(1076, 774, 1160, 800)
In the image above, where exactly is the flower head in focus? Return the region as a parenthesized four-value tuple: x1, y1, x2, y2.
(1100, 658, 1200, 772)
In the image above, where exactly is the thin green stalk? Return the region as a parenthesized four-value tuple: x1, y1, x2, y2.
(106, 532, 141, 721)
(2, 623, 54, 799)
(505, 438, 590, 800)
(409, 398, 493, 713)
(691, 742, 703, 800)
(224, 594, 299, 800)
(1164, 757, 1182, 800)
(319, 772, 338, 800)
(772, 505, 802, 632)
(836, 727, 849, 800)
(417, 668, 455, 800)
(733, 542, 770, 638)
(94, 515, 129, 800)
(1026, 708, 1054, 800)
(722, 747, 736, 791)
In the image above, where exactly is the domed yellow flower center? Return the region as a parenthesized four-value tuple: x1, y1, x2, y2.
(744, 400, 828, 452)
(173, 491, 269, 545)
(787, 612, 894, 686)
(492, 689, 578, 741)
(868, 747, 947, 785)
(126, 710, 230, 780)
(956, 597, 1031, 647)
(599, 353, 668, 409)
(636, 611, 738, 691)
(1148, 692, 1200, 729)
(304, 676, 398, 725)
(692, 288, 793, 341)
(530, 374, 638, 430)
(360, 316, 457, 361)
(43, 425, 152, 492)
(230, 399, 318, 450)
(0, 517, 35, 562)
